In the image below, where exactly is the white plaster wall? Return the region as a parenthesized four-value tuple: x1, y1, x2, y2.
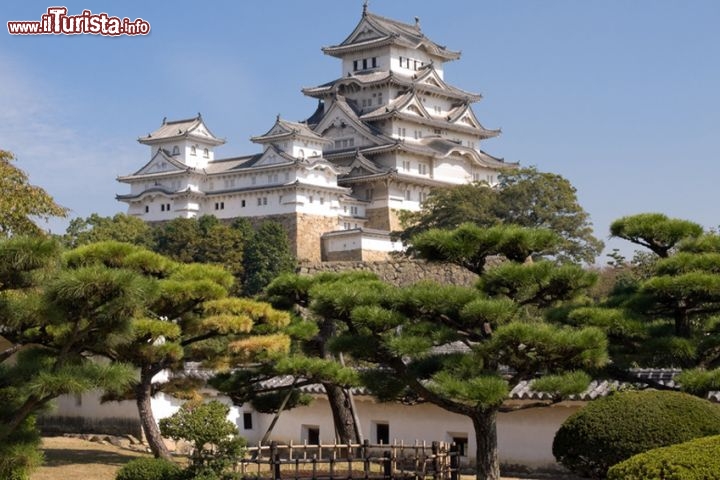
(247, 396, 578, 469)
(361, 235, 402, 253)
(433, 156, 471, 185)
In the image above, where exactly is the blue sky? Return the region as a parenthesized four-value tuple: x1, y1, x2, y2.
(2, 1, 719, 262)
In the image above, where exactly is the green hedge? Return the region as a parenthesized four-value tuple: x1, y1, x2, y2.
(115, 457, 183, 480)
(608, 434, 720, 479)
(552, 390, 720, 478)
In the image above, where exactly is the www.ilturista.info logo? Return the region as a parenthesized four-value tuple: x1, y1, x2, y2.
(7, 7, 150, 36)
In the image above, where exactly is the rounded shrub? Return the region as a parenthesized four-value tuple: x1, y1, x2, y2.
(115, 457, 183, 480)
(608, 434, 720, 480)
(552, 390, 720, 478)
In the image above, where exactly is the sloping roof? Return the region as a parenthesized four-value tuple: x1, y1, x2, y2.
(323, 8, 460, 62)
(251, 116, 331, 145)
(303, 68, 480, 103)
(138, 114, 225, 146)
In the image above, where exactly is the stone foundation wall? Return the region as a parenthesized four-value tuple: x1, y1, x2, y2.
(38, 415, 143, 438)
(365, 207, 392, 231)
(247, 213, 338, 262)
(297, 259, 478, 287)
(324, 248, 363, 262)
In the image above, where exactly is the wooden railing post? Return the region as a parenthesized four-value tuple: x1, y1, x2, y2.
(449, 442, 459, 480)
(383, 450, 392, 479)
(271, 440, 281, 480)
(431, 441, 440, 480)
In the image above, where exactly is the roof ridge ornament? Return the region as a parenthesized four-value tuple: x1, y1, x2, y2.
(363, 0, 368, 16)
(415, 16, 421, 30)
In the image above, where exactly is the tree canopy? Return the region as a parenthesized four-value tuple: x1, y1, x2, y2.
(399, 167, 603, 264)
(0, 150, 68, 237)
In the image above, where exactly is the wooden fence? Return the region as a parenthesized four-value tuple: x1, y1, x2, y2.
(237, 440, 460, 480)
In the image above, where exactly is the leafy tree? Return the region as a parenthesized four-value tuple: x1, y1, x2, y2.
(159, 400, 246, 478)
(561, 215, 720, 398)
(63, 241, 291, 460)
(0, 150, 68, 237)
(266, 224, 605, 480)
(63, 213, 153, 249)
(0, 237, 143, 478)
(243, 221, 296, 295)
(399, 167, 603, 263)
(212, 272, 366, 444)
(610, 212, 703, 258)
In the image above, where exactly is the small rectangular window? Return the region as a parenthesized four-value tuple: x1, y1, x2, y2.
(372, 57, 377, 68)
(145, 205, 149, 213)
(257, 198, 262, 206)
(243, 413, 253, 430)
(303, 425, 320, 445)
(353, 60, 358, 71)
(362, 58, 368, 70)
(376, 423, 389, 445)
(452, 436, 468, 457)
(263, 197, 267, 206)
(241, 200, 246, 207)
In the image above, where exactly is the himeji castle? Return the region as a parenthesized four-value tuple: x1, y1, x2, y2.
(117, 6, 516, 262)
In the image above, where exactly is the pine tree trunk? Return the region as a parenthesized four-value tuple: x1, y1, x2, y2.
(323, 382, 360, 443)
(471, 410, 500, 480)
(136, 375, 171, 459)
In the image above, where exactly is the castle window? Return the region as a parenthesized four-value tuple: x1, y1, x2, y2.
(214, 202, 224, 210)
(190, 146, 196, 156)
(362, 58, 367, 69)
(353, 60, 358, 71)
(350, 206, 358, 215)
(172, 146, 179, 156)
(203, 148, 209, 158)
(372, 57, 377, 68)
(405, 189, 412, 201)
(241, 199, 246, 207)
(161, 204, 165, 212)
(257, 197, 262, 206)
(434, 129, 442, 135)
(243, 413, 253, 430)
(263, 197, 268, 205)
(418, 163, 427, 175)
(377, 92, 383, 105)
(419, 191, 427, 204)
(251, 176, 256, 185)
(344, 222, 350, 230)
(319, 197, 324, 205)
(402, 160, 411, 171)
(309, 196, 314, 204)
(365, 188, 373, 200)
(145, 205, 149, 213)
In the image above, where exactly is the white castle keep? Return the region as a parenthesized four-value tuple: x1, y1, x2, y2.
(117, 6, 515, 262)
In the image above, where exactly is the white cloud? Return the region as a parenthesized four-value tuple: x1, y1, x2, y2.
(0, 54, 136, 234)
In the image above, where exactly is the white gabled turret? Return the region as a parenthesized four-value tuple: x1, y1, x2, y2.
(138, 114, 225, 169)
(250, 116, 332, 160)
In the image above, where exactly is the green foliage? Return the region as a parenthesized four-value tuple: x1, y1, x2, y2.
(531, 371, 591, 399)
(159, 400, 246, 477)
(0, 416, 42, 480)
(399, 167, 603, 263)
(607, 434, 720, 480)
(480, 261, 597, 307)
(610, 213, 703, 258)
(64, 213, 153, 249)
(0, 150, 68, 237)
(553, 391, 720, 478)
(410, 223, 559, 274)
(115, 457, 183, 480)
(429, 372, 508, 409)
(242, 221, 296, 295)
(676, 368, 720, 396)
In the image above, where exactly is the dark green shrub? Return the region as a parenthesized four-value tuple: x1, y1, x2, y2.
(115, 457, 183, 480)
(608, 434, 720, 479)
(552, 390, 720, 478)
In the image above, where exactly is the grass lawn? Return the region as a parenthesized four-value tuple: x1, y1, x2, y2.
(32, 436, 151, 480)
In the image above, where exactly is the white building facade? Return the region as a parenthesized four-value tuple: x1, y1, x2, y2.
(117, 6, 515, 262)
